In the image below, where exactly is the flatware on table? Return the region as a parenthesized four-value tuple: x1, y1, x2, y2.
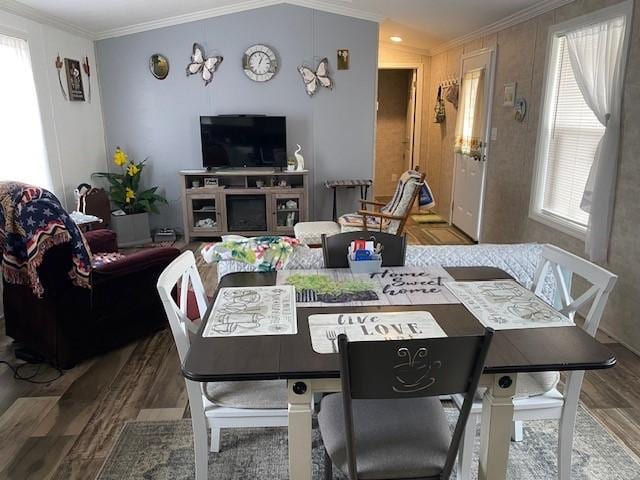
(326, 329, 338, 353)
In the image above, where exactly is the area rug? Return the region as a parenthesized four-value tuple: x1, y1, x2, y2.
(97, 407, 640, 479)
(411, 213, 447, 224)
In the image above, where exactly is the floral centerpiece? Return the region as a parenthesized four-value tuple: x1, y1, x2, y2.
(92, 147, 166, 246)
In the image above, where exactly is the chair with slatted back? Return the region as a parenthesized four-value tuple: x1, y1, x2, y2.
(453, 244, 617, 480)
(318, 328, 494, 480)
(321, 231, 407, 268)
(156, 251, 288, 480)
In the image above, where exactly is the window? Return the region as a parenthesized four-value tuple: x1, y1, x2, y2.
(0, 33, 52, 190)
(530, 7, 628, 239)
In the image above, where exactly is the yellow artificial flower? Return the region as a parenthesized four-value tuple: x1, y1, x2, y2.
(125, 187, 136, 203)
(113, 147, 128, 167)
(126, 163, 140, 177)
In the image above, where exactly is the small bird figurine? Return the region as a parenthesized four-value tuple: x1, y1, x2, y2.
(294, 144, 304, 171)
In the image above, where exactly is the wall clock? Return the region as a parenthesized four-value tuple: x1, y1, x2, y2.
(243, 44, 278, 82)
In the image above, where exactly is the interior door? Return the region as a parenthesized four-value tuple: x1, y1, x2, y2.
(451, 49, 496, 241)
(404, 70, 417, 170)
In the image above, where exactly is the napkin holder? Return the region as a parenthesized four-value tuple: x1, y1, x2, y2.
(347, 245, 382, 273)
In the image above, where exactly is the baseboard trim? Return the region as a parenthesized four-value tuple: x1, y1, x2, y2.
(599, 325, 640, 357)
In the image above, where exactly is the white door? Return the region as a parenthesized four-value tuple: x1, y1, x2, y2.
(451, 48, 496, 241)
(404, 70, 417, 169)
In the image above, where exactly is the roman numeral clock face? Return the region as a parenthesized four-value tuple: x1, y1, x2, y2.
(243, 44, 278, 82)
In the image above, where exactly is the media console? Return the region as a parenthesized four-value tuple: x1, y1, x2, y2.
(179, 169, 309, 242)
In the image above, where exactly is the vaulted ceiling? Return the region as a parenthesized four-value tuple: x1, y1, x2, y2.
(3, 0, 571, 51)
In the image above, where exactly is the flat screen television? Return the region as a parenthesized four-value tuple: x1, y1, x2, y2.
(200, 115, 287, 169)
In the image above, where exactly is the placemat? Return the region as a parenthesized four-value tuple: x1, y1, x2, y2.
(445, 280, 574, 330)
(277, 266, 458, 307)
(203, 286, 297, 337)
(308, 311, 447, 354)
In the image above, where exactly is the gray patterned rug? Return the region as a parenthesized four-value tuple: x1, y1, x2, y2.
(97, 407, 640, 479)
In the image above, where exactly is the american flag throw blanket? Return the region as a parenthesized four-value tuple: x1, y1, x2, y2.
(0, 182, 92, 297)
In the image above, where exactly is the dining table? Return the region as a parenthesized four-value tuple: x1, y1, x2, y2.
(182, 266, 616, 480)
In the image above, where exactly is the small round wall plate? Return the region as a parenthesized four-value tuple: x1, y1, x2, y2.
(243, 44, 278, 82)
(149, 53, 169, 79)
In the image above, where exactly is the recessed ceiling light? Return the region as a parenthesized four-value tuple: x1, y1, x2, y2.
(389, 36, 403, 43)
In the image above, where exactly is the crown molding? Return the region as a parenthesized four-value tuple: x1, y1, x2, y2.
(429, 0, 575, 55)
(0, 0, 94, 38)
(94, 0, 384, 40)
(379, 40, 431, 58)
(290, 0, 385, 23)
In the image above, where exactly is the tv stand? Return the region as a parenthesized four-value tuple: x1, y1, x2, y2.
(179, 169, 309, 242)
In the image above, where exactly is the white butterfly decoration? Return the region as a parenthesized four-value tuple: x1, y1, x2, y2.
(297, 58, 333, 97)
(186, 43, 223, 86)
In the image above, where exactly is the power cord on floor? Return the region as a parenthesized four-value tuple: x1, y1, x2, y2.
(0, 359, 64, 384)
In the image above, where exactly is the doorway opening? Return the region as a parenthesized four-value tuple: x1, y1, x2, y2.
(374, 65, 421, 202)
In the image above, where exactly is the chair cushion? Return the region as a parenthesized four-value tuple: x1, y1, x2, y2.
(204, 380, 288, 409)
(294, 221, 341, 245)
(318, 394, 451, 480)
(473, 371, 561, 402)
(516, 371, 561, 398)
(338, 213, 389, 233)
(380, 170, 420, 214)
(201, 236, 302, 271)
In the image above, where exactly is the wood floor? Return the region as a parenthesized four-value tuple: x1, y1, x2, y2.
(1, 241, 640, 479)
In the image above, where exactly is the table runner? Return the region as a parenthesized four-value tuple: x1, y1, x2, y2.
(203, 285, 297, 337)
(308, 311, 447, 354)
(445, 280, 574, 330)
(277, 266, 458, 307)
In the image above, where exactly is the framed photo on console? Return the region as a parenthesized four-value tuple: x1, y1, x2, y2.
(204, 178, 219, 187)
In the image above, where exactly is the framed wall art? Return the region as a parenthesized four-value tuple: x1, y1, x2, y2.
(64, 58, 85, 101)
(337, 49, 349, 70)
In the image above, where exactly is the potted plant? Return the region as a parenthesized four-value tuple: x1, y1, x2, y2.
(93, 147, 167, 247)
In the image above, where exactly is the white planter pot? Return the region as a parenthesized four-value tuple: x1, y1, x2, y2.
(111, 212, 152, 247)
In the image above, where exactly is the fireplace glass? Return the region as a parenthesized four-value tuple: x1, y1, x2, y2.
(226, 195, 267, 231)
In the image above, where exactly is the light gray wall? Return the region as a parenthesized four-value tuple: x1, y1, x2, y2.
(423, 0, 640, 353)
(96, 4, 378, 229)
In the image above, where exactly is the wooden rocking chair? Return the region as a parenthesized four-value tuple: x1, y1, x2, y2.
(338, 168, 425, 236)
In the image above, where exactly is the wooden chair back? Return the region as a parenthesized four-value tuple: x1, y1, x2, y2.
(156, 250, 208, 362)
(531, 245, 617, 337)
(338, 328, 494, 479)
(357, 171, 425, 236)
(385, 171, 425, 235)
(321, 231, 407, 268)
(80, 188, 111, 228)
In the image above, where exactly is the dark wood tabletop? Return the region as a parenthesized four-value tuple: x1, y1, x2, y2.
(182, 267, 616, 382)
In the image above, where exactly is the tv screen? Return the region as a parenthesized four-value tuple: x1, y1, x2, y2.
(200, 115, 287, 169)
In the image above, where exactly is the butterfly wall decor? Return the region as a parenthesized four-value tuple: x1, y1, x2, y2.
(297, 57, 333, 97)
(186, 43, 223, 86)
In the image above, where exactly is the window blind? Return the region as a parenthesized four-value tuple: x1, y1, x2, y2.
(541, 35, 605, 227)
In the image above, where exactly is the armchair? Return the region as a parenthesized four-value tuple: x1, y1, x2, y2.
(338, 169, 425, 236)
(3, 229, 180, 368)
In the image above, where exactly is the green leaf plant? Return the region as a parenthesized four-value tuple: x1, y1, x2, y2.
(92, 147, 167, 215)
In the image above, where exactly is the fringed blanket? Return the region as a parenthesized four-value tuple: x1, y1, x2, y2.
(0, 182, 92, 297)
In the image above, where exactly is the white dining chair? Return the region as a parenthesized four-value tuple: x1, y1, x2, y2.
(454, 244, 617, 480)
(157, 250, 288, 480)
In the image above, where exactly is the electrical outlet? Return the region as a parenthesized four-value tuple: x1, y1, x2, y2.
(391, 173, 398, 181)
(491, 127, 498, 141)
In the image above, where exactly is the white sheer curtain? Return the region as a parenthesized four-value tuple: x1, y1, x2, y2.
(565, 15, 627, 262)
(454, 68, 485, 160)
(0, 33, 52, 190)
